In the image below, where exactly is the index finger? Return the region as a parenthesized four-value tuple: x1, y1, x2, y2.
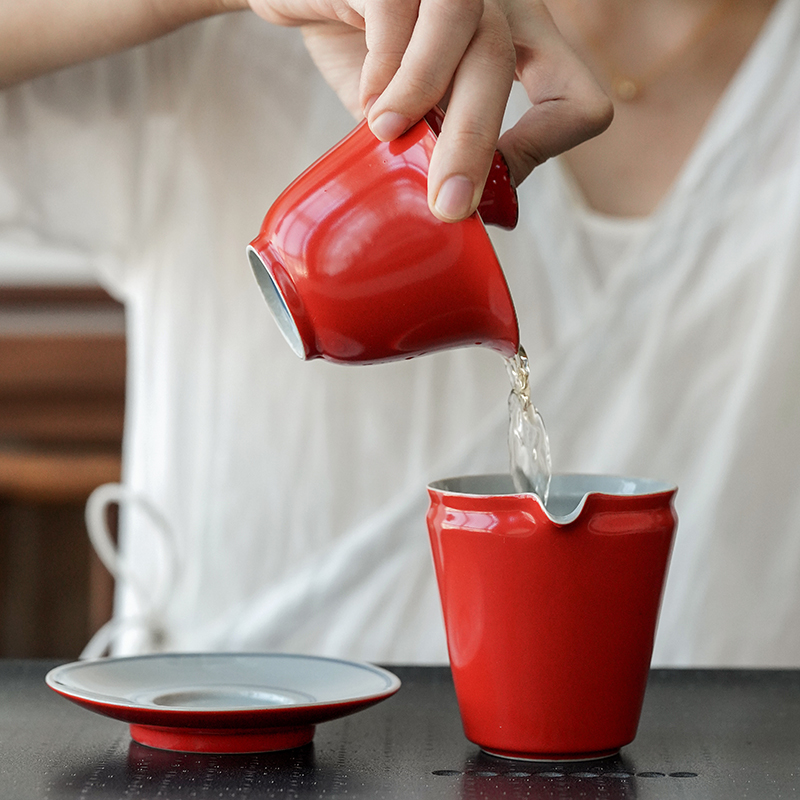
(426, 1, 515, 221)
(365, 0, 485, 140)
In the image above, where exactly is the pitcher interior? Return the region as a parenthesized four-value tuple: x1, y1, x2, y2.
(429, 473, 676, 520)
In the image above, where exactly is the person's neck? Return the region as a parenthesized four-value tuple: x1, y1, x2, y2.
(544, 0, 778, 217)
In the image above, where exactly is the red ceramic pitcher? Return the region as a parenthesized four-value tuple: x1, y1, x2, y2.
(427, 473, 677, 762)
(247, 109, 519, 365)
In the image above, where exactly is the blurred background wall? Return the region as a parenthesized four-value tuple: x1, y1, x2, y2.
(0, 264, 125, 657)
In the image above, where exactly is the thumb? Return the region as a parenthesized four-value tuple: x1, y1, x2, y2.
(499, 4, 613, 185)
(498, 84, 613, 185)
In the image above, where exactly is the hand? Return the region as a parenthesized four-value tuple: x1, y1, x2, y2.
(498, 1, 614, 191)
(250, 0, 613, 222)
(0, 0, 610, 222)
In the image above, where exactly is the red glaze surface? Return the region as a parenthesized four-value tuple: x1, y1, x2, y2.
(129, 723, 315, 754)
(248, 115, 519, 364)
(426, 475, 677, 762)
(48, 690, 394, 731)
(423, 107, 519, 230)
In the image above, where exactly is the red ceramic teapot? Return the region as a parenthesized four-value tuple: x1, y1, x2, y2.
(247, 109, 520, 365)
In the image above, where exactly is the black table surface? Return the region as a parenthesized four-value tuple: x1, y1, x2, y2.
(2, 660, 800, 799)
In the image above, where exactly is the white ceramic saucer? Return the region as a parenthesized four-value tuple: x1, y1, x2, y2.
(46, 653, 401, 754)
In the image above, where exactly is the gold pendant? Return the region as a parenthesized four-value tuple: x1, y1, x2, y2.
(612, 76, 640, 102)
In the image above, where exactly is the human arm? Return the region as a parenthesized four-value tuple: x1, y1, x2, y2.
(0, 0, 243, 89)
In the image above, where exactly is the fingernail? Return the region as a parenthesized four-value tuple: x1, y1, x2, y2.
(434, 175, 476, 221)
(370, 111, 409, 141)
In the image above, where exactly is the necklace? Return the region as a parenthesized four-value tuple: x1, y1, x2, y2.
(569, 0, 733, 101)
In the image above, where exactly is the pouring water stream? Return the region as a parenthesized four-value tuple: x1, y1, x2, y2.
(505, 346, 552, 505)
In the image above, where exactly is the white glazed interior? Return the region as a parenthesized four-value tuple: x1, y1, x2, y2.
(428, 473, 676, 524)
(46, 653, 400, 711)
(247, 246, 305, 359)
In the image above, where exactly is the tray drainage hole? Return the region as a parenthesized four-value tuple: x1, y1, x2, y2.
(432, 770, 462, 777)
(670, 772, 699, 778)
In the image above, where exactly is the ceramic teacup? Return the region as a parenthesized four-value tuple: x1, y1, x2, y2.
(82, 483, 176, 657)
(247, 109, 519, 364)
(426, 473, 677, 762)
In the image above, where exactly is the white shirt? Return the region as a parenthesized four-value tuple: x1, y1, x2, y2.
(2, 0, 799, 666)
